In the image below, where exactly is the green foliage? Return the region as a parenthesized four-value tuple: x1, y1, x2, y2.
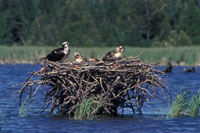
(168, 91, 200, 117)
(152, 30, 192, 47)
(185, 93, 200, 117)
(0, 0, 198, 47)
(178, 0, 200, 44)
(74, 97, 101, 120)
(168, 92, 187, 117)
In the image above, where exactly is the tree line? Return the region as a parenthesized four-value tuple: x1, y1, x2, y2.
(0, 0, 200, 47)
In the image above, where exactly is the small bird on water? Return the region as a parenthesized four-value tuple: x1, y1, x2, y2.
(183, 66, 196, 73)
(163, 60, 173, 73)
(41, 41, 70, 63)
(102, 46, 125, 61)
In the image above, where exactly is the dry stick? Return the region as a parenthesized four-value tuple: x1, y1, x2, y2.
(19, 71, 38, 106)
(17, 57, 170, 116)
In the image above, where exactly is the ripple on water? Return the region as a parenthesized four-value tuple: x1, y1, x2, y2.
(0, 65, 200, 132)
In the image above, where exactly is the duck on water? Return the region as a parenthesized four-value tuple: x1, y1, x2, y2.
(163, 60, 173, 73)
(183, 66, 196, 73)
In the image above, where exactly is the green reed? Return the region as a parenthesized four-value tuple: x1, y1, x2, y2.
(0, 45, 200, 64)
(168, 91, 200, 117)
(19, 96, 32, 117)
(73, 97, 101, 120)
(168, 92, 188, 117)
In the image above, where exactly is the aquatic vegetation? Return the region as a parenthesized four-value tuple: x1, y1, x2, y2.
(19, 96, 32, 117)
(0, 108, 5, 131)
(0, 45, 200, 65)
(74, 97, 101, 120)
(168, 91, 200, 117)
(168, 92, 187, 117)
(157, 107, 166, 120)
(185, 93, 200, 117)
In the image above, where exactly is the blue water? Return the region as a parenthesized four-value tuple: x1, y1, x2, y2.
(0, 64, 200, 132)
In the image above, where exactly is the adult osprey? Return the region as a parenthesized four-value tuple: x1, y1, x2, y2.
(73, 52, 87, 63)
(102, 46, 125, 61)
(41, 42, 70, 63)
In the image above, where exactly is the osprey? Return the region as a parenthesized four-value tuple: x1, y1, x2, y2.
(73, 52, 87, 63)
(102, 46, 125, 61)
(87, 57, 99, 63)
(41, 42, 70, 63)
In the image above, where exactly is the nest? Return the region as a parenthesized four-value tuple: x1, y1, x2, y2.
(18, 57, 170, 116)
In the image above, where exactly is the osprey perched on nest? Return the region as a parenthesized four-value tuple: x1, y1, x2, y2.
(41, 42, 70, 63)
(102, 46, 125, 61)
(73, 52, 87, 63)
(87, 57, 99, 63)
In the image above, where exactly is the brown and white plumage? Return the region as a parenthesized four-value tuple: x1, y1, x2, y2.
(87, 57, 99, 63)
(102, 46, 125, 61)
(73, 52, 87, 63)
(41, 42, 70, 63)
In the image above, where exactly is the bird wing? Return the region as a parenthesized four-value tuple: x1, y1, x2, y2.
(102, 51, 121, 61)
(102, 51, 113, 61)
(45, 48, 65, 61)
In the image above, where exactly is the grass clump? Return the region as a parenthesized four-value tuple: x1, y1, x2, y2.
(74, 97, 101, 120)
(185, 93, 200, 117)
(168, 91, 200, 117)
(168, 92, 187, 117)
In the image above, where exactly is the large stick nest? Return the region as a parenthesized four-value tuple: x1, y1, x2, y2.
(18, 57, 170, 116)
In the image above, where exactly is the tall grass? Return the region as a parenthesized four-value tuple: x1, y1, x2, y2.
(74, 97, 101, 120)
(0, 45, 200, 64)
(185, 93, 200, 117)
(168, 91, 200, 117)
(168, 92, 188, 117)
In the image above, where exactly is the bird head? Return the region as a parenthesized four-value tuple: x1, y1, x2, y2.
(73, 52, 80, 59)
(62, 41, 70, 48)
(115, 46, 125, 52)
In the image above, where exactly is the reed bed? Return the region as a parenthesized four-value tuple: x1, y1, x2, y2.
(1, 45, 200, 65)
(18, 57, 170, 119)
(168, 91, 200, 117)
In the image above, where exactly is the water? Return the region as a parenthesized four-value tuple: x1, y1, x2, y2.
(0, 64, 200, 132)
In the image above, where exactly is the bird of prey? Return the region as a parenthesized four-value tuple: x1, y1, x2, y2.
(102, 46, 125, 61)
(41, 42, 70, 63)
(73, 52, 87, 63)
(87, 57, 99, 63)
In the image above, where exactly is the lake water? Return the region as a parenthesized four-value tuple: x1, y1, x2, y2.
(0, 64, 200, 132)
